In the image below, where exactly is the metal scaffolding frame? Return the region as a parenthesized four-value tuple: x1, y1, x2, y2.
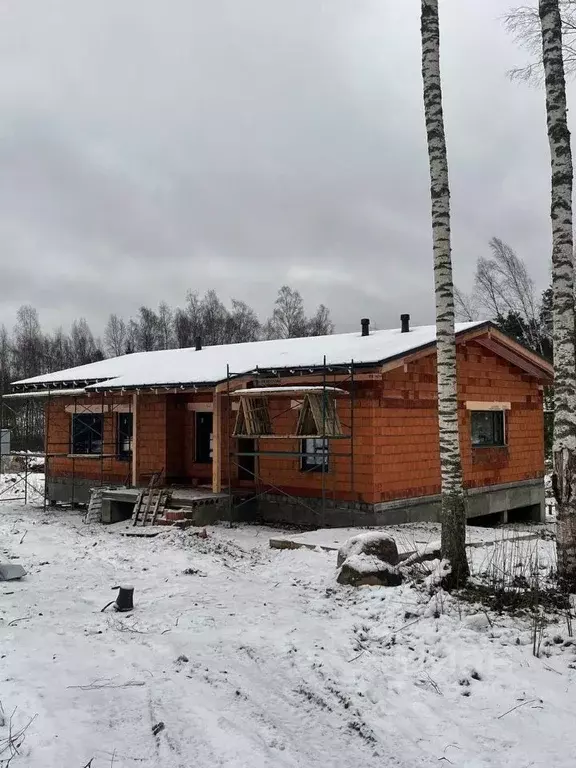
(223, 358, 358, 527)
(1, 359, 360, 527)
(0, 388, 134, 510)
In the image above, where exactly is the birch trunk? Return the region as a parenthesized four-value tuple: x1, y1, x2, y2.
(539, 0, 576, 589)
(421, 0, 469, 586)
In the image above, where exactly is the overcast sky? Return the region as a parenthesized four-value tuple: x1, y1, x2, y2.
(0, 0, 566, 335)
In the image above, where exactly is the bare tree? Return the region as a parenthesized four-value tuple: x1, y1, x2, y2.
(200, 290, 229, 346)
(70, 319, 102, 365)
(104, 314, 127, 357)
(173, 308, 192, 349)
(474, 238, 543, 352)
(504, 1, 576, 82)
(264, 286, 309, 339)
(45, 328, 74, 371)
(226, 300, 261, 343)
(180, 291, 205, 346)
(421, 0, 469, 587)
(453, 286, 478, 322)
(157, 302, 174, 350)
(539, 0, 576, 588)
(124, 319, 139, 354)
(307, 304, 334, 336)
(0, 325, 12, 393)
(137, 306, 160, 352)
(13, 305, 44, 380)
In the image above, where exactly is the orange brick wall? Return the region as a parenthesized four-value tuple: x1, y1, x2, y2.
(372, 341, 544, 503)
(253, 384, 374, 502)
(459, 342, 544, 489)
(46, 341, 544, 503)
(47, 395, 133, 483)
(136, 395, 167, 482)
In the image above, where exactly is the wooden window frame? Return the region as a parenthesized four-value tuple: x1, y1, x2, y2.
(117, 412, 133, 460)
(300, 437, 329, 473)
(470, 410, 506, 448)
(195, 411, 214, 464)
(71, 413, 104, 455)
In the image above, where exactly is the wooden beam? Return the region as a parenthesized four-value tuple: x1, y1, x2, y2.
(485, 327, 553, 377)
(131, 393, 138, 487)
(65, 404, 109, 414)
(465, 401, 511, 411)
(381, 349, 430, 374)
(212, 392, 222, 493)
(224, 372, 381, 388)
(475, 337, 552, 382)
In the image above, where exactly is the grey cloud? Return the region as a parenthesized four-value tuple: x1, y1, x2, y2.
(0, 0, 564, 336)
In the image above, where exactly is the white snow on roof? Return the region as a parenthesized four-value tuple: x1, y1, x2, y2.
(13, 321, 486, 390)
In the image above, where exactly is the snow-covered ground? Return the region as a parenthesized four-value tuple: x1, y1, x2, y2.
(1, 496, 576, 767)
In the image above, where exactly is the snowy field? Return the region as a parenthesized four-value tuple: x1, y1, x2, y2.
(1, 492, 576, 766)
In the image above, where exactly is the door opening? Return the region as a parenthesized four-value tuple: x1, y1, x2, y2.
(195, 412, 213, 463)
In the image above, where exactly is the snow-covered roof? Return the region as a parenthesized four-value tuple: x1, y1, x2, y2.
(13, 321, 488, 391)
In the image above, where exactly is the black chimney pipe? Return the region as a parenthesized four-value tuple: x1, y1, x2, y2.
(361, 318, 370, 337)
(195, 337, 202, 351)
(400, 314, 410, 333)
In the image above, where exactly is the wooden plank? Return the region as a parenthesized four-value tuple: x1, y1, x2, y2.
(212, 392, 222, 493)
(465, 401, 511, 411)
(149, 491, 163, 526)
(140, 489, 155, 526)
(151, 490, 170, 525)
(132, 490, 144, 526)
(269, 538, 338, 553)
(131, 393, 138, 487)
(476, 337, 551, 382)
(65, 404, 110, 414)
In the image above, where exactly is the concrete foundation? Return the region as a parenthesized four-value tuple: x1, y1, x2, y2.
(46, 477, 122, 506)
(250, 478, 545, 528)
(46, 475, 545, 528)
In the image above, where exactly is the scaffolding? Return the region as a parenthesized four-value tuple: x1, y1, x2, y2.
(0, 356, 360, 527)
(0, 388, 134, 512)
(224, 357, 358, 527)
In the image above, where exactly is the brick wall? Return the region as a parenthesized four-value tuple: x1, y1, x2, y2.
(47, 395, 133, 484)
(136, 395, 167, 482)
(45, 340, 545, 503)
(372, 341, 544, 503)
(254, 383, 375, 503)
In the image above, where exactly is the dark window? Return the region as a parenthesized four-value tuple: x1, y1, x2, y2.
(195, 412, 213, 463)
(471, 411, 505, 447)
(237, 438, 255, 481)
(71, 414, 103, 455)
(117, 413, 133, 459)
(301, 437, 329, 473)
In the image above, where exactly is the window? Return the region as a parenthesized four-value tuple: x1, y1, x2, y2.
(117, 413, 133, 459)
(71, 414, 103, 455)
(301, 437, 329, 473)
(471, 411, 505, 447)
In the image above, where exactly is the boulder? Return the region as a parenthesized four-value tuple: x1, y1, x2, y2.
(337, 532, 399, 568)
(337, 555, 403, 587)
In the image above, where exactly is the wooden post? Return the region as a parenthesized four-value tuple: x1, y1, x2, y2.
(131, 393, 138, 487)
(212, 391, 222, 493)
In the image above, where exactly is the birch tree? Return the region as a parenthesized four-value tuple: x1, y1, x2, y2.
(505, 1, 576, 83)
(539, 0, 576, 588)
(421, 0, 469, 586)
